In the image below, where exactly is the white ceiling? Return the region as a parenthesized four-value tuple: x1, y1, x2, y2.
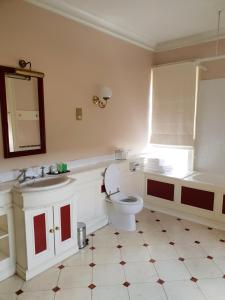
(27, 0, 225, 51)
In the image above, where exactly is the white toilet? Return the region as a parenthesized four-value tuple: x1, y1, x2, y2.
(104, 164, 143, 231)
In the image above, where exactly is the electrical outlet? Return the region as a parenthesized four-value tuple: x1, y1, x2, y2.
(76, 107, 82, 120)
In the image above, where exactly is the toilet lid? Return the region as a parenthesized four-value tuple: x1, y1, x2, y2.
(104, 164, 120, 195)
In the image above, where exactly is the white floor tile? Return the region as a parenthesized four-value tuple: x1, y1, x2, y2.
(150, 244, 178, 260)
(93, 264, 125, 286)
(164, 280, 206, 300)
(128, 282, 167, 300)
(63, 249, 92, 266)
(58, 266, 92, 288)
(92, 285, 129, 300)
(117, 233, 144, 246)
(185, 258, 223, 279)
(0, 294, 17, 300)
(155, 259, 190, 281)
(213, 257, 225, 273)
(17, 291, 54, 300)
(174, 244, 207, 259)
(54, 287, 91, 300)
(201, 243, 225, 258)
(93, 247, 121, 264)
(143, 232, 170, 245)
(121, 246, 150, 262)
(124, 261, 158, 283)
(0, 275, 23, 294)
(198, 278, 225, 300)
(92, 235, 118, 247)
(22, 267, 60, 292)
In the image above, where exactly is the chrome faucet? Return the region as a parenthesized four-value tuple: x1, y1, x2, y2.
(17, 169, 35, 183)
(40, 166, 46, 178)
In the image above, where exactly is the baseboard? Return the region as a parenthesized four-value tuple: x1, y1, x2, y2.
(86, 215, 109, 235)
(144, 201, 225, 231)
(17, 246, 78, 281)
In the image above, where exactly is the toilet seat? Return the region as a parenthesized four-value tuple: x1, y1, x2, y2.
(110, 191, 142, 205)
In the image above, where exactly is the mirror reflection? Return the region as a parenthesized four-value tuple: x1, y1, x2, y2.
(5, 75, 41, 152)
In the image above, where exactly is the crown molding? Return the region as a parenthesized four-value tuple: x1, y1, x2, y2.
(25, 0, 155, 51)
(155, 28, 225, 52)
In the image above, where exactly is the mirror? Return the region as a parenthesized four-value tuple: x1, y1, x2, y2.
(0, 65, 46, 158)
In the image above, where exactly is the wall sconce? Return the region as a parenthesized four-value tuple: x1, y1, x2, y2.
(93, 86, 112, 108)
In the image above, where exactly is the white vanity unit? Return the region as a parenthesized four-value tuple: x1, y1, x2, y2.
(13, 176, 78, 280)
(0, 185, 15, 281)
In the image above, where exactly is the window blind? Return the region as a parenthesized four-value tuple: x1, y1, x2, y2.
(150, 62, 197, 146)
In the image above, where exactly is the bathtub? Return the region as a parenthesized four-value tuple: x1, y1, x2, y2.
(184, 172, 225, 189)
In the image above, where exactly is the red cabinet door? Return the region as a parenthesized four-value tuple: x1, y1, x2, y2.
(25, 207, 55, 269)
(54, 200, 76, 255)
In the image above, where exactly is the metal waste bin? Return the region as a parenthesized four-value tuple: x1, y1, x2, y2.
(77, 222, 88, 249)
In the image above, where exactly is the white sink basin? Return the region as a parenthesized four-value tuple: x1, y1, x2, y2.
(14, 176, 71, 192)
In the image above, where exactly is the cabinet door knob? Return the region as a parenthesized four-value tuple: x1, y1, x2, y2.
(49, 228, 54, 233)
(55, 226, 60, 231)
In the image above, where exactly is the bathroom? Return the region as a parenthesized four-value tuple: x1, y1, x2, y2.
(0, 0, 225, 299)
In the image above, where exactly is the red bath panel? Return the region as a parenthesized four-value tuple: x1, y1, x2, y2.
(181, 186, 214, 211)
(222, 195, 225, 214)
(147, 179, 174, 201)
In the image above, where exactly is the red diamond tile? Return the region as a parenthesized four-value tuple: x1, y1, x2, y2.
(220, 239, 225, 243)
(190, 277, 198, 282)
(150, 210, 155, 213)
(162, 230, 167, 232)
(90, 246, 95, 250)
(223, 275, 225, 279)
(120, 261, 126, 265)
(123, 281, 130, 287)
(195, 241, 200, 244)
(156, 219, 160, 222)
(143, 243, 149, 247)
(208, 227, 213, 230)
(114, 232, 120, 235)
(52, 287, 60, 293)
(185, 228, 190, 231)
(138, 231, 144, 234)
(136, 220, 139, 223)
(88, 284, 96, 290)
(177, 218, 182, 221)
(169, 242, 175, 245)
(178, 257, 185, 261)
(149, 259, 156, 263)
(89, 263, 96, 267)
(15, 290, 23, 296)
(157, 279, 165, 285)
(58, 264, 65, 270)
(207, 256, 213, 260)
(117, 245, 123, 249)
(90, 233, 95, 237)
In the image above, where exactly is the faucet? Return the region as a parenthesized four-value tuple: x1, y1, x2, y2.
(40, 166, 46, 178)
(17, 169, 35, 183)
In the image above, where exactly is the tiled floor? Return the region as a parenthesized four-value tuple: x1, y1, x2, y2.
(1, 208, 225, 300)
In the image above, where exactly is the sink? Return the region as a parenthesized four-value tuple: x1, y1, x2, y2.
(14, 176, 71, 192)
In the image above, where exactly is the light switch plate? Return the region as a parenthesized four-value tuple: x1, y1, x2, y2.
(76, 107, 82, 120)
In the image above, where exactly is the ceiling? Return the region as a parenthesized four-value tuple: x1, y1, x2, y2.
(27, 0, 225, 51)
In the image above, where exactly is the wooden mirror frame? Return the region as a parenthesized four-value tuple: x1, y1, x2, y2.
(0, 65, 46, 158)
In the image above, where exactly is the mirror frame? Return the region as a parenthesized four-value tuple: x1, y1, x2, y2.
(0, 65, 46, 158)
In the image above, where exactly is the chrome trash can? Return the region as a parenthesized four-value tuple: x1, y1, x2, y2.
(77, 222, 89, 249)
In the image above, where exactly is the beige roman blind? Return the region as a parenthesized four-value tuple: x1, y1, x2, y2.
(150, 62, 197, 146)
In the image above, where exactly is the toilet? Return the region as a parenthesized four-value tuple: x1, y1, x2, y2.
(104, 164, 143, 231)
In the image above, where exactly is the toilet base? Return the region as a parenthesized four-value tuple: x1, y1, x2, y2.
(107, 204, 136, 231)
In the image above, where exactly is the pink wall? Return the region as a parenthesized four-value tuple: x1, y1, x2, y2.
(0, 0, 153, 171)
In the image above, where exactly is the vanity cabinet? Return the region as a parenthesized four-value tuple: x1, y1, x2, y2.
(24, 200, 75, 270)
(13, 179, 78, 280)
